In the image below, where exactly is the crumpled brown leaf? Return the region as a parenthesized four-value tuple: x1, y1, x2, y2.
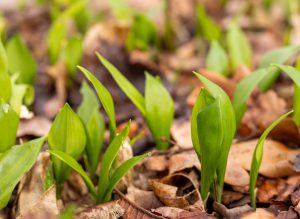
(149, 173, 202, 209)
(153, 206, 215, 219)
(171, 119, 193, 149)
(213, 202, 253, 219)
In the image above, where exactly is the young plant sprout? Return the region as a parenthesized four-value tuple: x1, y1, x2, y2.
(49, 122, 150, 204)
(48, 103, 87, 193)
(77, 82, 105, 179)
(95, 53, 175, 150)
(191, 73, 236, 205)
(249, 111, 293, 208)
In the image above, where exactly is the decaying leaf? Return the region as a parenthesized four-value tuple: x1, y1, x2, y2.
(241, 208, 276, 219)
(14, 152, 58, 219)
(17, 116, 51, 137)
(213, 202, 253, 219)
(171, 120, 193, 149)
(144, 155, 168, 172)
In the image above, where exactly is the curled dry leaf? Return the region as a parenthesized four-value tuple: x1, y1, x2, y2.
(17, 116, 52, 137)
(277, 207, 298, 219)
(276, 173, 300, 201)
(149, 173, 202, 209)
(222, 191, 244, 205)
(14, 152, 59, 218)
(213, 202, 253, 219)
(241, 208, 276, 219)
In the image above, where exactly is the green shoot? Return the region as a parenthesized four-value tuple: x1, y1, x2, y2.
(6, 34, 37, 85)
(258, 45, 300, 91)
(206, 40, 229, 76)
(77, 82, 105, 178)
(78, 66, 116, 140)
(192, 73, 236, 205)
(96, 54, 174, 150)
(64, 35, 83, 78)
(196, 4, 221, 41)
(48, 103, 86, 192)
(126, 14, 159, 52)
(249, 111, 293, 208)
(49, 122, 149, 204)
(226, 22, 252, 70)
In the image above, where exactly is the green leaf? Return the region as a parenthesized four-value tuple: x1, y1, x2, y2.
(103, 153, 150, 202)
(6, 34, 37, 84)
(96, 53, 146, 115)
(294, 84, 300, 126)
(0, 34, 9, 102)
(97, 122, 130, 203)
(145, 73, 174, 150)
(48, 103, 86, 185)
(64, 35, 83, 77)
(249, 111, 293, 208)
(9, 80, 34, 115)
(206, 41, 229, 76)
(47, 20, 67, 64)
(78, 66, 116, 139)
(0, 136, 46, 209)
(226, 23, 252, 70)
(194, 73, 236, 202)
(0, 73, 11, 103)
(258, 45, 300, 91)
(59, 204, 77, 219)
(125, 14, 159, 52)
(60, 0, 87, 19)
(0, 101, 19, 152)
(233, 68, 269, 127)
(49, 150, 96, 198)
(271, 64, 300, 88)
(191, 88, 215, 160)
(77, 81, 100, 123)
(196, 4, 221, 41)
(43, 164, 54, 192)
(85, 109, 105, 175)
(77, 82, 104, 175)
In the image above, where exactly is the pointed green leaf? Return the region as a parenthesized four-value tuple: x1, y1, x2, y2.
(96, 53, 146, 115)
(0, 33, 7, 73)
(249, 111, 293, 208)
(206, 41, 229, 76)
(196, 4, 221, 41)
(145, 73, 174, 150)
(191, 88, 214, 159)
(49, 150, 96, 198)
(226, 23, 252, 70)
(6, 34, 37, 84)
(97, 122, 130, 203)
(233, 68, 269, 127)
(0, 136, 46, 209)
(194, 73, 236, 202)
(0, 73, 11, 102)
(103, 153, 150, 202)
(64, 35, 83, 77)
(271, 64, 300, 88)
(48, 103, 86, 185)
(78, 66, 116, 139)
(0, 101, 19, 152)
(258, 45, 300, 91)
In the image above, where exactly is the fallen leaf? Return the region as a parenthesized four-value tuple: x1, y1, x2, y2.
(222, 191, 244, 205)
(126, 185, 163, 210)
(241, 208, 276, 219)
(168, 151, 200, 174)
(17, 116, 52, 137)
(277, 173, 300, 201)
(144, 155, 168, 172)
(256, 178, 286, 203)
(277, 207, 298, 219)
(171, 119, 193, 149)
(152, 206, 215, 219)
(213, 202, 253, 219)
